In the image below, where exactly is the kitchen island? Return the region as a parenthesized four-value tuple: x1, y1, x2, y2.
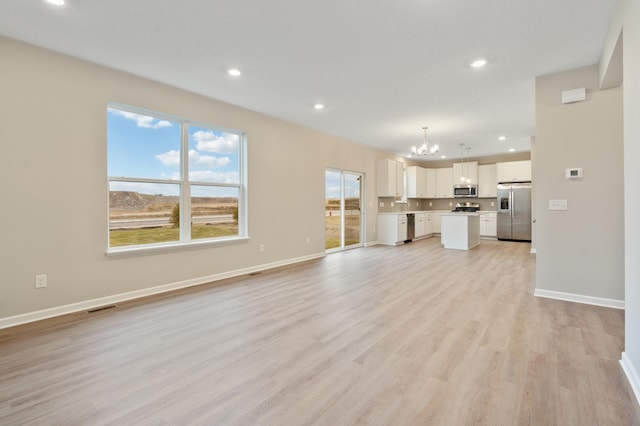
(440, 212, 480, 250)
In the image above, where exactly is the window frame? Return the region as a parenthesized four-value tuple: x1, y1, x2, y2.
(106, 103, 248, 255)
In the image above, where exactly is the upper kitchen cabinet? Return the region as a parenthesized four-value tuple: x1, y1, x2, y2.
(453, 161, 478, 185)
(377, 158, 405, 197)
(496, 160, 531, 183)
(407, 166, 427, 198)
(478, 164, 497, 198)
(425, 168, 438, 198)
(436, 167, 453, 198)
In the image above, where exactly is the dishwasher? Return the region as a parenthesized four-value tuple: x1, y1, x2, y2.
(406, 213, 415, 242)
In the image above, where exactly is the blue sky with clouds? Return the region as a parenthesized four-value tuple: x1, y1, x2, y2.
(108, 107, 239, 197)
(325, 170, 361, 200)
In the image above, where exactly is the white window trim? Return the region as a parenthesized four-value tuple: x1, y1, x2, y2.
(106, 103, 248, 255)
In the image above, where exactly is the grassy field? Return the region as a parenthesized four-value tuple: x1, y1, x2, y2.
(325, 197, 361, 250)
(325, 214, 361, 250)
(109, 192, 238, 247)
(110, 223, 238, 247)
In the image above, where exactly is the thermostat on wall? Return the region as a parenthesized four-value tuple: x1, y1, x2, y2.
(565, 168, 583, 179)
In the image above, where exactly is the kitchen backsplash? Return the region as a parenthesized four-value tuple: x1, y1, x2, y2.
(378, 197, 497, 212)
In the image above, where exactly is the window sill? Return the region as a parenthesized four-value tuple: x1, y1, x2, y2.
(106, 236, 250, 257)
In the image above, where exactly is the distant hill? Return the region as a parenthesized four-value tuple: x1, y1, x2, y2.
(109, 191, 237, 210)
(110, 191, 149, 209)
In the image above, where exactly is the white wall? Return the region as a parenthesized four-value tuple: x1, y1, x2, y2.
(602, 0, 640, 402)
(534, 65, 624, 304)
(0, 36, 392, 324)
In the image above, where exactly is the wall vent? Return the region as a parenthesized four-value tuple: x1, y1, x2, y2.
(87, 304, 117, 314)
(561, 88, 586, 104)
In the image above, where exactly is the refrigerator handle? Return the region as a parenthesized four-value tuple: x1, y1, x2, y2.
(510, 190, 514, 219)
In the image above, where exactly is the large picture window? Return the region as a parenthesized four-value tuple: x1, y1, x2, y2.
(107, 105, 246, 251)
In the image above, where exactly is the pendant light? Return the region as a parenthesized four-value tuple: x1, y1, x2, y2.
(459, 143, 472, 184)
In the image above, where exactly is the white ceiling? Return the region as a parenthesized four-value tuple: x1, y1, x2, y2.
(0, 0, 617, 161)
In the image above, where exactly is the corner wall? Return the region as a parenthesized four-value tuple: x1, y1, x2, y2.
(0, 36, 389, 324)
(602, 0, 640, 403)
(534, 65, 624, 306)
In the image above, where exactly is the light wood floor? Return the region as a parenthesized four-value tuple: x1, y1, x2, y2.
(1, 238, 638, 425)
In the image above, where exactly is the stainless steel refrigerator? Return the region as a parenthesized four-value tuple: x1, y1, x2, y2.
(497, 182, 532, 241)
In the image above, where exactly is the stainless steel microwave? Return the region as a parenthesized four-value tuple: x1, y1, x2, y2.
(453, 184, 478, 198)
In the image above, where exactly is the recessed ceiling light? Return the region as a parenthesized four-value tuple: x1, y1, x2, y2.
(227, 69, 241, 77)
(314, 103, 324, 110)
(45, 0, 65, 5)
(498, 136, 507, 141)
(509, 148, 516, 152)
(470, 59, 487, 68)
(441, 155, 447, 159)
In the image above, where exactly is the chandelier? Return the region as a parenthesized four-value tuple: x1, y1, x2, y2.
(410, 126, 439, 157)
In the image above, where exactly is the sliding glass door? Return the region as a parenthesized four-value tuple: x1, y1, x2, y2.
(325, 169, 363, 251)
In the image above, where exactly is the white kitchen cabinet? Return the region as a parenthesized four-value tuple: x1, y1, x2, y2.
(436, 168, 453, 198)
(425, 168, 438, 198)
(424, 212, 434, 235)
(478, 164, 497, 198)
(407, 166, 427, 198)
(377, 214, 408, 245)
(480, 212, 497, 237)
(453, 161, 478, 185)
(415, 213, 426, 238)
(398, 215, 407, 242)
(496, 160, 531, 183)
(377, 159, 405, 197)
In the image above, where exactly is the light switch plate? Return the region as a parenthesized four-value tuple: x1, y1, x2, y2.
(549, 199, 568, 210)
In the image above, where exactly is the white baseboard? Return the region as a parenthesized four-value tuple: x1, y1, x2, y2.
(621, 352, 640, 406)
(364, 241, 379, 247)
(0, 252, 326, 330)
(534, 288, 624, 309)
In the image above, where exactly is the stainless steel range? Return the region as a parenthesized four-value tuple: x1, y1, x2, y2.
(452, 202, 480, 212)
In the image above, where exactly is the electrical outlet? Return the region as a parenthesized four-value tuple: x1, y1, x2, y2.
(491, 201, 495, 207)
(449, 202, 453, 206)
(259, 243, 265, 252)
(35, 274, 47, 289)
(379, 201, 384, 208)
(549, 200, 568, 211)
(391, 202, 394, 207)
(429, 202, 433, 206)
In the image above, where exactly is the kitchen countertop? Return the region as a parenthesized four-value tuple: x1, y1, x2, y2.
(440, 212, 481, 216)
(379, 210, 496, 215)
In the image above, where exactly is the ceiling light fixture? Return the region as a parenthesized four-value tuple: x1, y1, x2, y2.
(314, 103, 324, 110)
(509, 148, 516, 152)
(228, 69, 241, 77)
(498, 135, 507, 141)
(410, 126, 439, 157)
(45, 0, 65, 5)
(470, 59, 487, 68)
